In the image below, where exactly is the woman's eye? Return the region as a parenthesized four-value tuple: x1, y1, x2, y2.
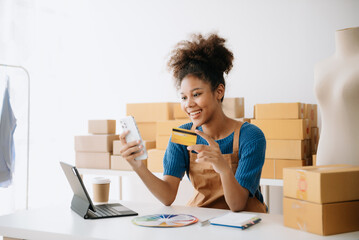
(181, 96, 187, 100)
(193, 93, 201, 97)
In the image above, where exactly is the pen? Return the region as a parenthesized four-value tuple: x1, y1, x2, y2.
(241, 218, 261, 230)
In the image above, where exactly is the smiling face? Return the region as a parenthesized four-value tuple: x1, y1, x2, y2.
(180, 75, 224, 127)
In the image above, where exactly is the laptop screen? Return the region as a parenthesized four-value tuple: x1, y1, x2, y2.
(60, 161, 96, 211)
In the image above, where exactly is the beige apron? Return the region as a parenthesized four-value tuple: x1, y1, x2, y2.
(187, 121, 267, 213)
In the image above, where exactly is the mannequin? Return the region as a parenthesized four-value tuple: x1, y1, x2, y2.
(314, 27, 359, 166)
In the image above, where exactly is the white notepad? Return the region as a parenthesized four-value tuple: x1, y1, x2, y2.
(209, 212, 261, 229)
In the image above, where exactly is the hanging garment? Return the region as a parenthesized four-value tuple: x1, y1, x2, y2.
(0, 79, 17, 187)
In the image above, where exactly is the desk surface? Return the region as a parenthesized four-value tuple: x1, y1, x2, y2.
(0, 201, 358, 240)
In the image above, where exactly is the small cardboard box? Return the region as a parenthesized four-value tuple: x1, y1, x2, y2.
(156, 135, 170, 150)
(88, 120, 116, 134)
(147, 149, 165, 173)
(137, 122, 157, 141)
(254, 102, 305, 119)
(283, 164, 359, 204)
(311, 127, 319, 154)
(111, 155, 147, 171)
(251, 119, 311, 140)
(156, 120, 190, 136)
(126, 102, 174, 122)
(75, 152, 111, 169)
(113, 140, 156, 155)
(222, 97, 244, 118)
(261, 159, 275, 179)
(283, 197, 359, 236)
(275, 159, 308, 179)
(266, 140, 310, 160)
(305, 104, 318, 128)
(173, 103, 189, 119)
(312, 154, 317, 166)
(75, 134, 119, 152)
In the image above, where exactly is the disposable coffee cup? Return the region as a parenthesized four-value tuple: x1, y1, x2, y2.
(92, 177, 111, 203)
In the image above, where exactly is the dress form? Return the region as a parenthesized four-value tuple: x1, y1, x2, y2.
(314, 27, 359, 166)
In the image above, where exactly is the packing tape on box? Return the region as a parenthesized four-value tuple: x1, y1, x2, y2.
(171, 128, 197, 146)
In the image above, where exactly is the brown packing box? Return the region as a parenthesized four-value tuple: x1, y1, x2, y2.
(311, 127, 319, 154)
(222, 97, 244, 118)
(75, 152, 111, 169)
(283, 164, 359, 204)
(75, 134, 119, 152)
(275, 159, 308, 179)
(173, 103, 189, 119)
(156, 120, 191, 136)
(283, 197, 359, 236)
(255, 102, 305, 119)
(266, 140, 310, 160)
(113, 140, 156, 155)
(305, 104, 318, 128)
(261, 159, 275, 179)
(312, 154, 317, 166)
(156, 135, 170, 150)
(126, 102, 174, 122)
(111, 155, 147, 171)
(88, 120, 116, 134)
(147, 149, 165, 173)
(137, 122, 157, 141)
(251, 119, 311, 140)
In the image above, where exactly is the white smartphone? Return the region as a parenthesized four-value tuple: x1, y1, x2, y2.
(119, 116, 148, 160)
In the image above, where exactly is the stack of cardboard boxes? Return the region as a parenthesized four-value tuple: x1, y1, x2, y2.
(283, 165, 359, 235)
(305, 104, 319, 165)
(251, 103, 315, 179)
(75, 120, 119, 169)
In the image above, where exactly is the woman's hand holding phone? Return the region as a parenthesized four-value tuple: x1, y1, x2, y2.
(119, 130, 145, 170)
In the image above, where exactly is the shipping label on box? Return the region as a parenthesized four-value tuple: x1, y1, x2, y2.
(126, 102, 175, 122)
(222, 97, 244, 118)
(283, 164, 359, 203)
(75, 134, 119, 152)
(111, 155, 147, 171)
(254, 102, 305, 119)
(251, 119, 311, 140)
(265, 140, 310, 160)
(283, 197, 359, 236)
(147, 149, 165, 173)
(88, 120, 116, 134)
(75, 152, 111, 169)
(261, 159, 275, 179)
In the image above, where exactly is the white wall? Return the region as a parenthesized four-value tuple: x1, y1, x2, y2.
(0, 0, 359, 212)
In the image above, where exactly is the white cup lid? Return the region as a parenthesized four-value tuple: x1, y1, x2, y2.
(92, 177, 111, 184)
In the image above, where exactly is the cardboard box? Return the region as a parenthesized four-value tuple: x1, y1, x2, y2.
(75, 134, 119, 152)
(222, 97, 244, 118)
(126, 102, 174, 122)
(137, 122, 157, 141)
(156, 135, 170, 150)
(156, 120, 190, 136)
(266, 140, 310, 160)
(312, 154, 317, 166)
(111, 155, 147, 171)
(75, 152, 111, 169)
(173, 103, 189, 119)
(305, 104, 318, 128)
(311, 127, 319, 154)
(147, 149, 165, 172)
(283, 197, 359, 236)
(283, 164, 359, 204)
(113, 140, 156, 155)
(251, 119, 311, 140)
(275, 159, 308, 179)
(88, 120, 116, 134)
(261, 159, 275, 179)
(255, 102, 305, 119)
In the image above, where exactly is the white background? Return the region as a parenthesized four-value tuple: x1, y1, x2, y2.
(0, 0, 359, 214)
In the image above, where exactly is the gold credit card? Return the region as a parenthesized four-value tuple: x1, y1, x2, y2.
(171, 128, 197, 146)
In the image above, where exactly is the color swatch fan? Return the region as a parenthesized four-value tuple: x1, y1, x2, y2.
(132, 214, 198, 227)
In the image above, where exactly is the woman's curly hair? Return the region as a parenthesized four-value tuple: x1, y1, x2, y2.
(167, 33, 234, 100)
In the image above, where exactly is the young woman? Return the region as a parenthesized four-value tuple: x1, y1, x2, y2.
(120, 33, 267, 213)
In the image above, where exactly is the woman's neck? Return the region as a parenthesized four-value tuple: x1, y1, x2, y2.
(335, 27, 359, 57)
(201, 111, 234, 140)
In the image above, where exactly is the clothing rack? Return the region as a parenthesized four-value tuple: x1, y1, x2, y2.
(0, 63, 30, 210)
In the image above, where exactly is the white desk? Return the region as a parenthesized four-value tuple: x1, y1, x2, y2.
(78, 168, 283, 208)
(0, 201, 358, 240)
